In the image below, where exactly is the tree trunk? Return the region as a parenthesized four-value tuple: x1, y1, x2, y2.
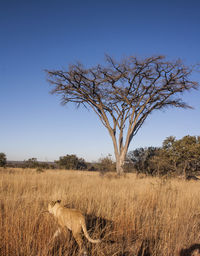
(116, 154, 126, 175)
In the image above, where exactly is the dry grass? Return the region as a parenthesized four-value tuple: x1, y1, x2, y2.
(1, 168, 200, 256)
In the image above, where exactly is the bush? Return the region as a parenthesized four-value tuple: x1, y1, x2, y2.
(97, 154, 116, 174)
(36, 167, 44, 173)
(0, 153, 7, 167)
(56, 154, 87, 170)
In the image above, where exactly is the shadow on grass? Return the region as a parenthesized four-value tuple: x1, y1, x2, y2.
(137, 239, 151, 256)
(85, 214, 114, 241)
(179, 244, 200, 256)
(86, 215, 153, 256)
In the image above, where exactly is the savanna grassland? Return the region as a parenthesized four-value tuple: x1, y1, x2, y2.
(1, 168, 200, 256)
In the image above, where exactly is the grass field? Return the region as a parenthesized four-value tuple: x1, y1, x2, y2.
(1, 168, 200, 256)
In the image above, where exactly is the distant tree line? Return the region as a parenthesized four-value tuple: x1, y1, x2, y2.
(1, 135, 200, 178)
(5, 158, 56, 169)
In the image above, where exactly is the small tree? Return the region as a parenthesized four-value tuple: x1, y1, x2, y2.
(153, 136, 200, 177)
(56, 154, 87, 170)
(0, 153, 7, 167)
(98, 154, 116, 173)
(162, 136, 179, 172)
(149, 148, 173, 176)
(46, 55, 199, 175)
(127, 147, 158, 175)
(171, 136, 200, 177)
(24, 158, 39, 168)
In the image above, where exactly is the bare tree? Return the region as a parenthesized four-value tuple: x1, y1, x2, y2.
(46, 55, 199, 175)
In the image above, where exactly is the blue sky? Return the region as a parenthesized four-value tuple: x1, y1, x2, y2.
(0, 0, 200, 162)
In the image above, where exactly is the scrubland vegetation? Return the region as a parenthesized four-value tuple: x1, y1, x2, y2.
(1, 168, 200, 256)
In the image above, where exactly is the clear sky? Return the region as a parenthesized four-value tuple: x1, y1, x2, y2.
(0, 0, 200, 162)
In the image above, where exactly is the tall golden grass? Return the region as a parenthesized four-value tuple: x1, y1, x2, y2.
(1, 168, 200, 256)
